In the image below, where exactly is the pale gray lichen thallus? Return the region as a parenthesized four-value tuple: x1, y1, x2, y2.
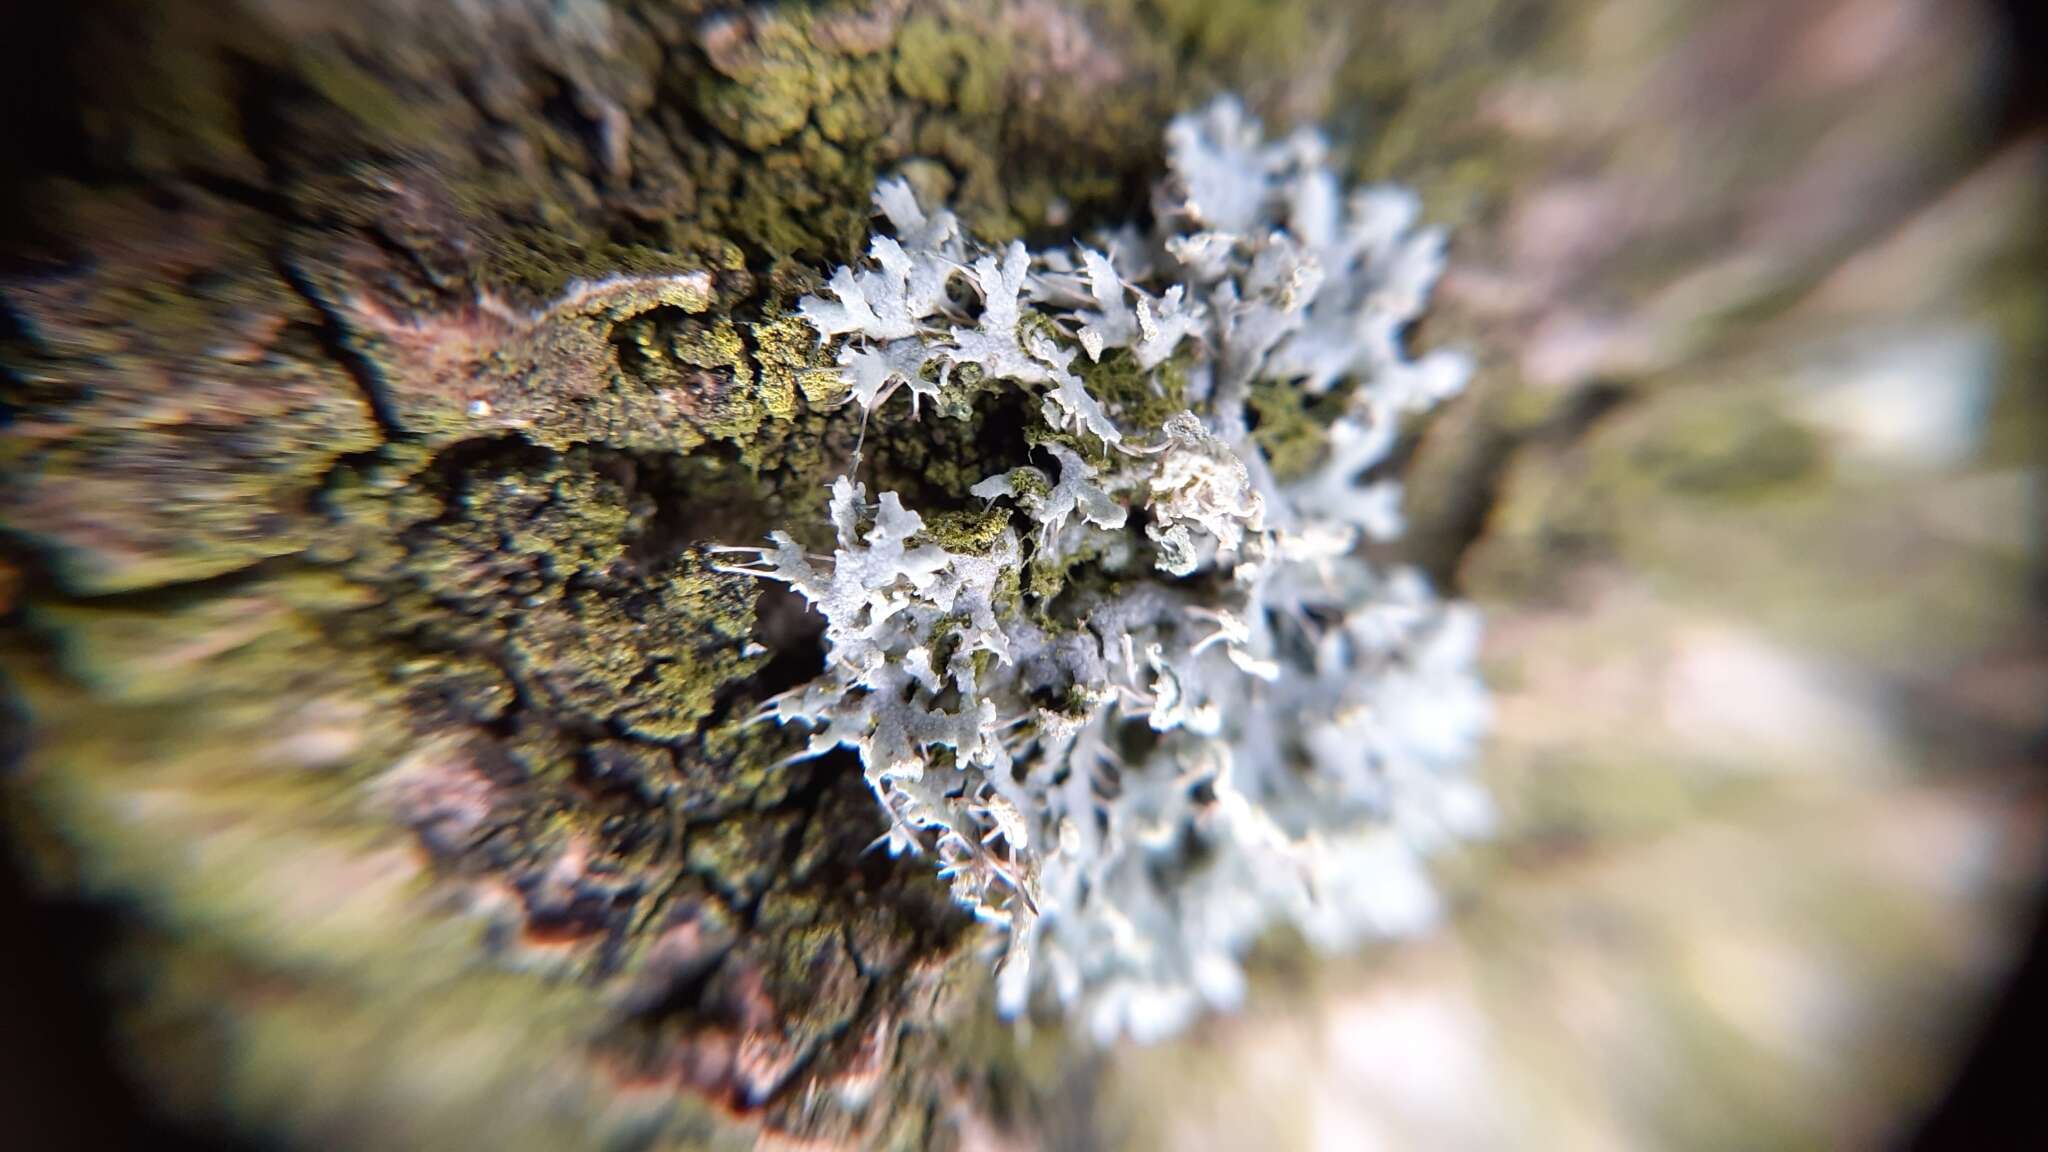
(715, 95, 1490, 1045)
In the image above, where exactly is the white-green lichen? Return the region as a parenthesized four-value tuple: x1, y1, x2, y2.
(720, 96, 1490, 1044)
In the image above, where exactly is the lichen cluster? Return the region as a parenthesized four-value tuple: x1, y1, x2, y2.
(724, 96, 1491, 1043)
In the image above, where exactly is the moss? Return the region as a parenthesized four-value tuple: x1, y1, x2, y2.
(729, 140, 859, 260)
(751, 313, 839, 412)
(686, 716, 802, 820)
(684, 12, 917, 262)
(695, 14, 843, 152)
(926, 360, 992, 422)
(625, 312, 791, 449)
(814, 54, 897, 146)
(685, 812, 800, 907)
(1248, 375, 1344, 482)
(918, 507, 1013, 556)
(893, 15, 1012, 119)
(399, 451, 634, 614)
(922, 613, 1005, 692)
(1141, 0, 1320, 66)
(1496, 386, 1829, 573)
(341, 268, 824, 462)
(1599, 394, 1821, 502)
(504, 556, 766, 744)
(0, 641, 683, 1150)
(753, 890, 851, 1004)
(407, 654, 521, 728)
(1082, 347, 1193, 436)
(1004, 467, 1052, 503)
(865, 375, 1039, 505)
(512, 569, 770, 737)
(467, 224, 739, 308)
(1021, 422, 1113, 474)
(1025, 534, 1117, 611)
(910, 115, 1025, 242)
(384, 443, 799, 767)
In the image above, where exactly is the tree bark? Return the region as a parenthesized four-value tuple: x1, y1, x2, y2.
(2, 1, 2040, 1149)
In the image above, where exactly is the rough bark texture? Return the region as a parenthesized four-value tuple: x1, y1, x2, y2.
(1, 1, 2041, 1149)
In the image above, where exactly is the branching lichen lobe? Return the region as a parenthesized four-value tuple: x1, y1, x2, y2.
(728, 95, 1489, 1045)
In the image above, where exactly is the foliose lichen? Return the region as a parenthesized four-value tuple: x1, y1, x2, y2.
(721, 95, 1492, 1043)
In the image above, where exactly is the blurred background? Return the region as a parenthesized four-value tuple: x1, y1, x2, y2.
(2, 0, 2042, 1149)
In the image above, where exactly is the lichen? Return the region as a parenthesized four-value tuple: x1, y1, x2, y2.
(0, 0, 1541, 1140)
(726, 95, 1489, 1044)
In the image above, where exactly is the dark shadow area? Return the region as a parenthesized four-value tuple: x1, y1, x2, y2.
(0, 829, 266, 1150)
(1907, 883, 2048, 1149)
